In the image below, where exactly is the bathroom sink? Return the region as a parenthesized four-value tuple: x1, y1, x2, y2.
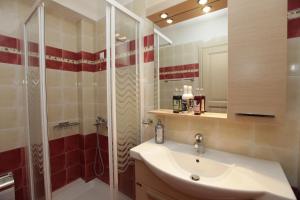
(130, 140, 296, 200)
(171, 151, 232, 178)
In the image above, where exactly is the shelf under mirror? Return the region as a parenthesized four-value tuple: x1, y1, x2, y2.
(149, 109, 227, 119)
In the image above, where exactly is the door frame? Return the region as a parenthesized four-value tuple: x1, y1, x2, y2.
(105, 0, 144, 199)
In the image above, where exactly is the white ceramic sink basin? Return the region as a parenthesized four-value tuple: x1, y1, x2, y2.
(130, 140, 296, 200)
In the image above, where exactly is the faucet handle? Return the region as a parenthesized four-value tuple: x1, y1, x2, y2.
(195, 133, 203, 143)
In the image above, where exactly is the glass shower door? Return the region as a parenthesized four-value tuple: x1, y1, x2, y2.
(106, 1, 143, 199)
(114, 9, 140, 200)
(24, 4, 51, 200)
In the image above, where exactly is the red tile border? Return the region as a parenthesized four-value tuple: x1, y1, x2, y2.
(288, 18, 300, 38)
(144, 50, 154, 63)
(46, 46, 62, 57)
(0, 52, 21, 65)
(0, 34, 20, 49)
(289, 0, 300, 10)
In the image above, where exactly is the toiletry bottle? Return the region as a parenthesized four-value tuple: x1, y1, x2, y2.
(194, 88, 201, 115)
(199, 88, 206, 113)
(155, 120, 164, 144)
(182, 85, 188, 113)
(172, 88, 181, 113)
(188, 86, 194, 113)
(179, 88, 183, 112)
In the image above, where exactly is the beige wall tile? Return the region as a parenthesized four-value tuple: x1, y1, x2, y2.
(46, 69, 62, 87)
(0, 108, 18, 129)
(47, 105, 63, 123)
(0, 86, 17, 107)
(253, 145, 298, 186)
(63, 88, 78, 104)
(0, 64, 17, 85)
(0, 128, 25, 152)
(254, 121, 298, 150)
(47, 87, 63, 105)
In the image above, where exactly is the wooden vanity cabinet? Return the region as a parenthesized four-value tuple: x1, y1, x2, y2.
(228, 0, 287, 119)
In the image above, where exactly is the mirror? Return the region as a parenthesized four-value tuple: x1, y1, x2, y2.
(154, 9, 228, 114)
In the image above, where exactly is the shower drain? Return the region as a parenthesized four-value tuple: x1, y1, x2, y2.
(190, 174, 200, 181)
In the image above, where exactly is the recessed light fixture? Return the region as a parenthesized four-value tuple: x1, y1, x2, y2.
(198, 0, 208, 5)
(166, 18, 173, 24)
(160, 13, 168, 19)
(203, 5, 211, 13)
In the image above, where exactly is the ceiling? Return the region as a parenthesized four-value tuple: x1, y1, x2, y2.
(148, 0, 228, 28)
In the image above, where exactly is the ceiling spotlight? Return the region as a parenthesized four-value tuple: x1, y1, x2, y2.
(198, 0, 208, 5)
(160, 13, 168, 19)
(166, 18, 173, 24)
(203, 5, 211, 13)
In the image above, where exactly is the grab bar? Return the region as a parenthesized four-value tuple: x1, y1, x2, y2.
(0, 172, 14, 190)
(0, 172, 15, 200)
(54, 121, 80, 129)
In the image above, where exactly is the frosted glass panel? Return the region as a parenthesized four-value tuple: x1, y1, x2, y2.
(25, 10, 46, 200)
(115, 9, 140, 200)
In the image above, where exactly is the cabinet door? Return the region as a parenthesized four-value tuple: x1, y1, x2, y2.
(136, 183, 178, 200)
(202, 44, 228, 113)
(228, 0, 287, 119)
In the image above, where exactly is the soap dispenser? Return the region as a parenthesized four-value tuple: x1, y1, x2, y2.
(155, 120, 164, 144)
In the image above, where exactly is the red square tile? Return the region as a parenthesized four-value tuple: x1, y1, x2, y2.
(51, 170, 66, 191)
(66, 165, 81, 183)
(100, 150, 109, 168)
(49, 138, 65, 157)
(13, 168, 26, 190)
(96, 166, 110, 185)
(66, 150, 80, 167)
(99, 135, 108, 151)
(84, 148, 96, 164)
(288, 18, 300, 38)
(50, 154, 65, 174)
(84, 133, 97, 149)
(144, 50, 154, 63)
(79, 150, 85, 164)
(65, 134, 80, 152)
(0, 148, 23, 173)
(83, 163, 95, 182)
(289, 1, 300, 10)
(29, 56, 39, 67)
(28, 42, 38, 53)
(15, 186, 28, 200)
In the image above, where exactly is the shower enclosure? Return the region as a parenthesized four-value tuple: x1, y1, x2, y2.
(23, 0, 144, 199)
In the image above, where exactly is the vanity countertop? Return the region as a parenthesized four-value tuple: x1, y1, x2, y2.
(131, 139, 296, 200)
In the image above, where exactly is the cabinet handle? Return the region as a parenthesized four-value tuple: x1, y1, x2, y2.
(136, 182, 142, 187)
(236, 113, 275, 118)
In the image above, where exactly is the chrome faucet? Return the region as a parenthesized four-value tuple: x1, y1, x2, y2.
(194, 133, 205, 154)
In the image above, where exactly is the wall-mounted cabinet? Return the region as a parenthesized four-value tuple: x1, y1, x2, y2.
(228, 0, 287, 119)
